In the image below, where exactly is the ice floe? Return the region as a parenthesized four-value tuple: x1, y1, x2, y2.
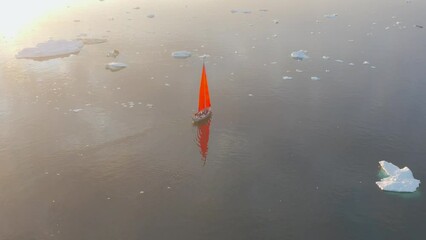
(16, 40, 83, 60)
(376, 161, 420, 193)
(106, 62, 127, 72)
(172, 50, 192, 59)
(311, 76, 320, 81)
(291, 50, 309, 60)
(282, 76, 293, 80)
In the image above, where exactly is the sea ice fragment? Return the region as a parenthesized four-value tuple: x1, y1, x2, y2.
(376, 161, 420, 192)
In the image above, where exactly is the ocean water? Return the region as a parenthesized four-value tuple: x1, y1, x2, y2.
(1, 0, 426, 239)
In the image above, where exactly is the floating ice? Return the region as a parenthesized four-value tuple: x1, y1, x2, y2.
(147, 14, 155, 18)
(231, 9, 251, 14)
(172, 51, 192, 59)
(291, 50, 309, 60)
(107, 49, 119, 58)
(282, 76, 293, 80)
(311, 76, 320, 81)
(273, 19, 279, 24)
(16, 40, 83, 60)
(106, 62, 127, 72)
(324, 13, 338, 19)
(363, 61, 370, 65)
(295, 69, 303, 73)
(376, 161, 420, 193)
(335, 59, 344, 63)
(71, 108, 83, 113)
(322, 56, 330, 60)
(77, 38, 107, 45)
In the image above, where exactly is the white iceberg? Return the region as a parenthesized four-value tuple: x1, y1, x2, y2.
(376, 160, 420, 193)
(171, 50, 192, 59)
(291, 50, 309, 60)
(16, 40, 83, 60)
(106, 62, 127, 72)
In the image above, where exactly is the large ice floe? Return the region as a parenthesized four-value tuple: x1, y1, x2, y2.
(291, 50, 309, 60)
(376, 161, 420, 193)
(16, 40, 84, 60)
(171, 50, 192, 59)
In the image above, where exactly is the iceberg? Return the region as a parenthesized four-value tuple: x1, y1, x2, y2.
(171, 50, 192, 59)
(16, 40, 83, 60)
(291, 50, 309, 60)
(106, 62, 127, 72)
(376, 161, 420, 193)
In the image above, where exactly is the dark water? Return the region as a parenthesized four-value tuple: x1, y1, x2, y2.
(1, 0, 426, 239)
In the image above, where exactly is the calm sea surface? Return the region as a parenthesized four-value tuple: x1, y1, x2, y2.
(1, 0, 426, 239)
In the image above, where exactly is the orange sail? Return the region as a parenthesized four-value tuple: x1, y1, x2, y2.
(198, 63, 211, 112)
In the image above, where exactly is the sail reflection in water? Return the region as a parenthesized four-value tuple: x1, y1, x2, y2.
(196, 118, 211, 163)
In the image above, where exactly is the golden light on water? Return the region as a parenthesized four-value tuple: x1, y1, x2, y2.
(0, 0, 73, 38)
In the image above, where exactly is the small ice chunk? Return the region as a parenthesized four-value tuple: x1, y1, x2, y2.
(291, 50, 309, 60)
(16, 40, 83, 60)
(77, 38, 107, 45)
(106, 62, 127, 72)
(363, 61, 370, 65)
(107, 49, 119, 58)
(376, 161, 420, 192)
(273, 19, 279, 24)
(147, 14, 155, 18)
(71, 108, 83, 112)
(322, 56, 330, 60)
(295, 69, 303, 73)
(348, 63, 355, 66)
(146, 104, 153, 108)
(282, 76, 293, 80)
(324, 13, 338, 19)
(335, 59, 344, 63)
(248, 93, 253, 97)
(311, 76, 320, 81)
(231, 9, 251, 14)
(172, 51, 192, 59)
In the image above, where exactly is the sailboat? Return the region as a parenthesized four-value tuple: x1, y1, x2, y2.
(192, 61, 212, 123)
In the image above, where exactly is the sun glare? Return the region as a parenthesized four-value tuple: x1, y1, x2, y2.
(0, 0, 72, 38)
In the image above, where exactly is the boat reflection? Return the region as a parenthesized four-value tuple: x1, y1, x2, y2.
(195, 118, 211, 164)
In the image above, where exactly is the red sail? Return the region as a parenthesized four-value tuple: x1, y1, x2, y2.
(198, 63, 211, 112)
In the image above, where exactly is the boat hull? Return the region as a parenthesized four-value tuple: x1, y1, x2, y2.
(192, 108, 212, 123)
